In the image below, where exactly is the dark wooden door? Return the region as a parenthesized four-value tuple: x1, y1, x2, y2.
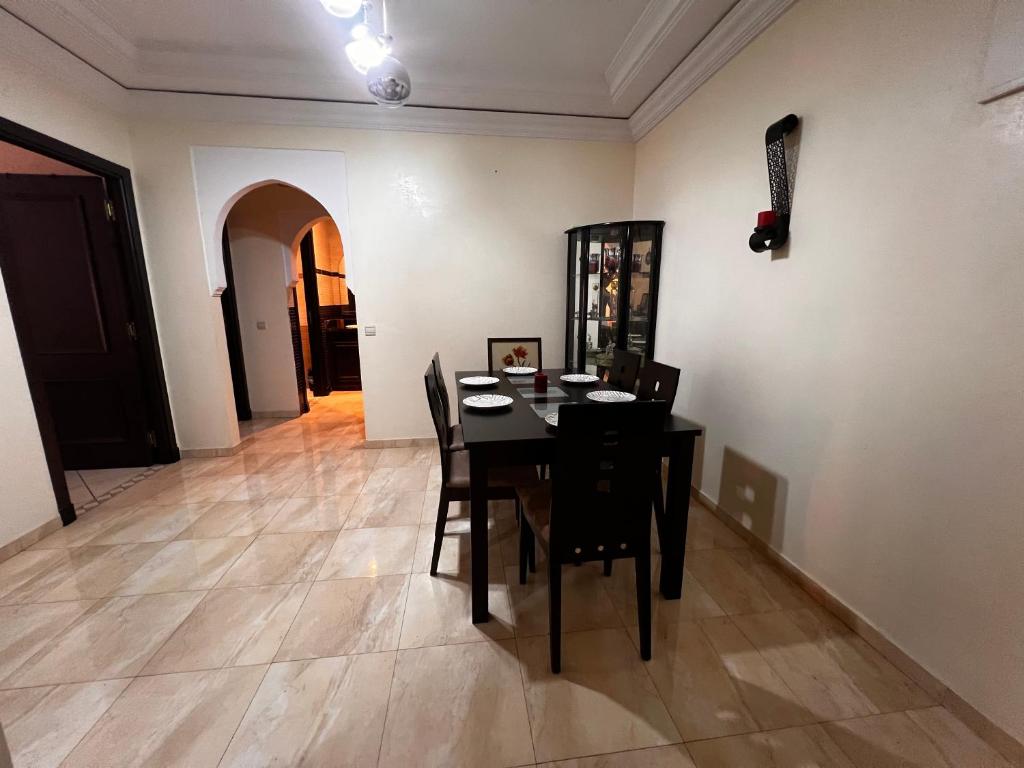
(0, 174, 153, 469)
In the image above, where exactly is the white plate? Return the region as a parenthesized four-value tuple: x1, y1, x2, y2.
(503, 366, 538, 375)
(463, 394, 513, 410)
(459, 376, 499, 387)
(560, 373, 600, 385)
(586, 390, 637, 403)
(544, 412, 559, 428)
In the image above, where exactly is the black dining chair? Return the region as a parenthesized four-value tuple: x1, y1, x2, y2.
(636, 359, 681, 540)
(431, 353, 464, 450)
(605, 348, 641, 392)
(424, 362, 537, 576)
(515, 401, 667, 673)
(487, 337, 542, 373)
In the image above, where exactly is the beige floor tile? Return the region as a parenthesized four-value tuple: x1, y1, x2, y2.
(379, 640, 535, 768)
(110, 537, 252, 595)
(537, 745, 696, 768)
(331, 448, 383, 470)
(65, 471, 95, 508)
(0, 602, 96, 686)
(176, 498, 286, 538)
(363, 465, 430, 493)
(412, 523, 505, 581)
(375, 446, 433, 467)
(29, 506, 136, 549)
(685, 549, 789, 615)
(603, 559, 725, 627)
(263, 495, 359, 533)
(687, 724, 855, 767)
(685, 505, 748, 550)
(506, 562, 622, 637)
(79, 466, 150, 498)
(344, 490, 426, 528)
(519, 628, 681, 762)
(823, 709, 1012, 768)
(291, 467, 372, 497)
(4, 592, 205, 687)
(0, 679, 130, 768)
(142, 583, 310, 674)
(637, 617, 813, 741)
(398, 572, 513, 648)
(319, 526, 418, 578)
(149, 474, 240, 506)
(217, 531, 336, 587)
(219, 470, 311, 502)
(0, 550, 69, 603)
(0, 543, 165, 604)
(734, 609, 930, 721)
(720, 549, 816, 611)
(220, 653, 395, 768)
(277, 575, 408, 659)
(62, 666, 266, 768)
(87, 503, 211, 545)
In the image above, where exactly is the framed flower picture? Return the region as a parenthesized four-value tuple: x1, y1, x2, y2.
(487, 337, 543, 372)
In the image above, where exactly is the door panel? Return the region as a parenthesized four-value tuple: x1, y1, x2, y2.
(0, 174, 152, 469)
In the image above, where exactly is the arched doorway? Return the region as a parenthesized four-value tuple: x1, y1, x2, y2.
(219, 183, 362, 432)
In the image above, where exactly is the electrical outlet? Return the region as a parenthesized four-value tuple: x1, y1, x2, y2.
(737, 484, 756, 503)
(364, 325, 376, 336)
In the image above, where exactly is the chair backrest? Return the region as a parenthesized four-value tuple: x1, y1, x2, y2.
(606, 348, 641, 392)
(431, 353, 451, 430)
(424, 362, 453, 479)
(487, 337, 542, 373)
(636, 359, 680, 409)
(549, 401, 666, 563)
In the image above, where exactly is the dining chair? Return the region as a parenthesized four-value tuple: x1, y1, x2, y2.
(515, 400, 667, 673)
(636, 359, 681, 540)
(487, 337, 542, 373)
(605, 348, 641, 392)
(431, 353, 464, 450)
(424, 362, 538, 576)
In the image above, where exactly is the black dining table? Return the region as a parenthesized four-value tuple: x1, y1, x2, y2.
(455, 368, 704, 624)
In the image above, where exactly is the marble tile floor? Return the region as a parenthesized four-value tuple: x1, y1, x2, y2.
(64, 466, 165, 513)
(0, 391, 1014, 767)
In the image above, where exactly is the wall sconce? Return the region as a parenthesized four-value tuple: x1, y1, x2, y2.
(749, 114, 799, 253)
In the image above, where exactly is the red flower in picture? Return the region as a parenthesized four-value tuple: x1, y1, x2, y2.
(512, 345, 528, 365)
(502, 353, 515, 366)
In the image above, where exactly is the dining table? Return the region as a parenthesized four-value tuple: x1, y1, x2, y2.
(455, 367, 704, 624)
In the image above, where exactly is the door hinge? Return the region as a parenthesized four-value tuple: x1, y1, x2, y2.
(126, 320, 138, 341)
(146, 430, 157, 447)
(104, 199, 116, 222)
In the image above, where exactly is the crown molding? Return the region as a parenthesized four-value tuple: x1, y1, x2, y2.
(606, 0, 694, 103)
(629, 0, 797, 140)
(128, 90, 634, 143)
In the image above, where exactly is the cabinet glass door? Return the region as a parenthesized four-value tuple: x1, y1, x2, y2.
(566, 231, 584, 370)
(625, 223, 657, 363)
(584, 225, 624, 376)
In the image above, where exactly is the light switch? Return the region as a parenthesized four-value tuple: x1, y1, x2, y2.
(364, 325, 376, 336)
(256, 320, 267, 330)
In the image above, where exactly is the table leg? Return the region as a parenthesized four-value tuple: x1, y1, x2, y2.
(469, 447, 490, 623)
(659, 436, 695, 599)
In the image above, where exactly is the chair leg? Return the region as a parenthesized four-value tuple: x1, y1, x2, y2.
(528, 539, 536, 573)
(549, 558, 562, 673)
(429, 489, 450, 576)
(603, 557, 613, 577)
(635, 553, 652, 661)
(652, 470, 666, 546)
(518, 518, 533, 585)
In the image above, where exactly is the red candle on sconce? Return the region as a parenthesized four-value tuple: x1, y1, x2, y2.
(534, 371, 548, 393)
(757, 210, 777, 228)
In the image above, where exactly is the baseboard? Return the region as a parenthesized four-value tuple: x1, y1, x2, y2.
(691, 485, 1024, 766)
(180, 436, 254, 458)
(362, 437, 435, 449)
(0, 516, 63, 565)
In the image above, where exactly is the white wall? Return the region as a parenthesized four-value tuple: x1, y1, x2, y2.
(226, 184, 327, 415)
(128, 121, 634, 444)
(634, 0, 1024, 743)
(0, 44, 135, 547)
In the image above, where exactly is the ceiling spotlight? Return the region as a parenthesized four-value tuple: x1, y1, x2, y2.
(319, 0, 363, 18)
(366, 56, 411, 107)
(345, 33, 389, 75)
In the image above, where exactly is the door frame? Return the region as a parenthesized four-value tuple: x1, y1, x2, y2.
(219, 223, 252, 422)
(0, 116, 179, 525)
(299, 230, 330, 397)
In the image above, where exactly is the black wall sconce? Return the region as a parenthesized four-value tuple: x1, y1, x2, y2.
(749, 113, 800, 253)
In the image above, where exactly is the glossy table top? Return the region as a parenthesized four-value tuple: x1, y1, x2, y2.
(455, 368, 702, 447)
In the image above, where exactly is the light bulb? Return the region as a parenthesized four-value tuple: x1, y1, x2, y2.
(319, 0, 363, 18)
(345, 36, 387, 74)
(366, 56, 411, 107)
(351, 22, 370, 40)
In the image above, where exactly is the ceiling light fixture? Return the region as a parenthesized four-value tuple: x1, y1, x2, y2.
(319, 0, 363, 19)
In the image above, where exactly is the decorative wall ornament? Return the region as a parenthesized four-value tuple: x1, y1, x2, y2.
(749, 113, 799, 253)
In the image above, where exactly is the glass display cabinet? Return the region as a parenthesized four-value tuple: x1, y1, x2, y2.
(564, 220, 664, 375)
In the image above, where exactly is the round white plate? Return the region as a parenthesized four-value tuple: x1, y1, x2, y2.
(503, 366, 537, 376)
(560, 373, 600, 385)
(544, 412, 559, 428)
(459, 376, 499, 387)
(463, 394, 513, 410)
(586, 390, 637, 403)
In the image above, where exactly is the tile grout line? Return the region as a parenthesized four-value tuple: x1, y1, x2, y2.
(372, 562, 415, 766)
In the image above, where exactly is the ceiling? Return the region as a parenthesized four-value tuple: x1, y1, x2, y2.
(1, 0, 746, 119)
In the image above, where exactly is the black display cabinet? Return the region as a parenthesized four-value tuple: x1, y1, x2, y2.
(564, 220, 664, 375)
